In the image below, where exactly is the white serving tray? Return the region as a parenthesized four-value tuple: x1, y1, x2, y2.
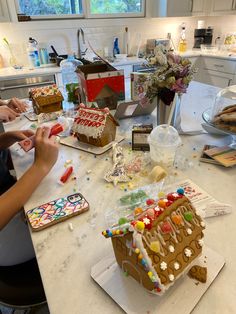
(60, 134, 125, 155)
(91, 246, 225, 314)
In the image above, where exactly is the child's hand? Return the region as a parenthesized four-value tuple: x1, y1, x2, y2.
(0, 106, 19, 122)
(34, 127, 59, 174)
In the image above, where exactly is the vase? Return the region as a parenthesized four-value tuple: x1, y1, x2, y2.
(156, 93, 182, 131)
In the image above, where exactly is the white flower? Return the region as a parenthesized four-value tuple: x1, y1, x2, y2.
(174, 262, 180, 270)
(184, 248, 192, 257)
(198, 239, 204, 247)
(172, 193, 179, 198)
(143, 217, 151, 225)
(169, 274, 175, 282)
(160, 261, 168, 270)
(169, 245, 175, 253)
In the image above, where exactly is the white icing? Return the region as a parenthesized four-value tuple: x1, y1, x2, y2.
(198, 239, 204, 247)
(169, 245, 175, 253)
(160, 261, 167, 270)
(174, 262, 180, 270)
(184, 248, 192, 257)
(187, 228, 192, 235)
(73, 108, 108, 139)
(169, 274, 175, 281)
(172, 193, 179, 198)
(133, 231, 164, 291)
(201, 221, 206, 227)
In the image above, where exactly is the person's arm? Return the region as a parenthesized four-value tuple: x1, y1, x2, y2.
(0, 127, 58, 230)
(0, 98, 27, 113)
(0, 105, 19, 122)
(0, 130, 34, 150)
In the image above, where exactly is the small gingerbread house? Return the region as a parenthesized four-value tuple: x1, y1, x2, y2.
(72, 104, 119, 147)
(30, 84, 63, 114)
(102, 189, 205, 295)
(95, 84, 118, 110)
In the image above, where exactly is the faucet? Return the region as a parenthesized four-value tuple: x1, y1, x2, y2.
(77, 28, 87, 59)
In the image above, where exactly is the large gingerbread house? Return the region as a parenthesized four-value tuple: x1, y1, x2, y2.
(72, 104, 119, 147)
(102, 189, 205, 295)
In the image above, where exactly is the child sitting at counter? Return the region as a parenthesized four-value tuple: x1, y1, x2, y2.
(0, 126, 58, 266)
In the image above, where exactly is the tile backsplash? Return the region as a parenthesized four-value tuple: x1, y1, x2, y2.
(0, 15, 236, 67)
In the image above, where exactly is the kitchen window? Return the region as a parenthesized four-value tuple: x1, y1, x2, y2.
(16, 0, 84, 18)
(87, 0, 145, 18)
(15, 0, 145, 19)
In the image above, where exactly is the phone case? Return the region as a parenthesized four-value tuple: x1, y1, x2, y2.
(26, 193, 89, 231)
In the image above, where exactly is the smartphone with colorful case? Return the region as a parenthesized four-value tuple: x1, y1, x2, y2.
(26, 193, 89, 231)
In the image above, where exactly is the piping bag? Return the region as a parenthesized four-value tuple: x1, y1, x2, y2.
(18, 123, 64, 152)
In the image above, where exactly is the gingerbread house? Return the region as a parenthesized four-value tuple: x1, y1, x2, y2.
(72, 104, 119, 147)
(102, 189, 205, 295)
(30, 84, 63, 114)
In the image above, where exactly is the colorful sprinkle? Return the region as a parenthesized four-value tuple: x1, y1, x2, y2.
(135, 248, 140, 254)
(161, 221, 172, 233)
(171, 214, 183, 225)
(146, 199, 155, 206)
(150, 241, 160, 253)
(136, 221, 145, 232)
(118, 217, 129, 226)
(158, 191, 166, 198)
(177, 188, 184, 195)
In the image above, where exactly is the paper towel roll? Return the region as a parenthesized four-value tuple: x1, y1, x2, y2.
(197, 20, 205, 29)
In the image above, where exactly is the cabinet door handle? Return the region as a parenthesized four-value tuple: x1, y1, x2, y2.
(228, 79, 232, 86)
(0, 81, 55, 91)
(232, 0, 235, 9)
(189, 0, 193, 12)
(213, 64, 224, 68)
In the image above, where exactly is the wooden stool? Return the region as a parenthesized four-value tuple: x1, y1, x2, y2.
(0, 258, 46, 310)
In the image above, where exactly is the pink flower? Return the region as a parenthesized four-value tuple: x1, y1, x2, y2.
(171, 78, 187, 93)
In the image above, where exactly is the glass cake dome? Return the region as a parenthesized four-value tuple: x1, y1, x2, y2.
(202, 85, 236, 147)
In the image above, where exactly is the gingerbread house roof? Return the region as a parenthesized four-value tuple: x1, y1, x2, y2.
(72, 106, 119, 139)
(30, 84, 63, 107)
(102, 189, 205, 295)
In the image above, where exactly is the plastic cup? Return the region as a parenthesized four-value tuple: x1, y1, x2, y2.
(148, 124, 181, 171)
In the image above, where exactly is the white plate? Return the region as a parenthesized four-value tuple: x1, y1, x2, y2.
(60, 133, 125, 155)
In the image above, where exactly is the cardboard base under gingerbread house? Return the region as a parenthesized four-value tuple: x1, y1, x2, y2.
(91, 246, 225, 314)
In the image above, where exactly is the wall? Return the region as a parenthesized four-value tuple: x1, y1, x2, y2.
(0, 13, 236, 67)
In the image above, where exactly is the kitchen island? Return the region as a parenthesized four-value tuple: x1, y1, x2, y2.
(3, 81, 236, 314)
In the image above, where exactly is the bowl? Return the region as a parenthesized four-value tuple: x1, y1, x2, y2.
(200, 45, 218, 54)
(115, 54, 127, 60)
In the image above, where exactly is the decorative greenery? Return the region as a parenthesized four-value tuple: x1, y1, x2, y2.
(142, 48, 196, 105)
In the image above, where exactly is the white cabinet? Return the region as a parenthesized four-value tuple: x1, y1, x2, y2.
(0, 0, 10, 22)
(210, 0, 236, 14)
(195, 57, 236, 88)
(192, 0, 205, 14)
(151, 0, 207, 17)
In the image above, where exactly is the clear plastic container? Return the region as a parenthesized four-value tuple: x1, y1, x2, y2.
(148, 124, 181, 171)
(60, 55, 83, 105)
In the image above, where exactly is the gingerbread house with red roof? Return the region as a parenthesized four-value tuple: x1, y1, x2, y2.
(102, 189, 205, 295)
(72, 104, 119, 147)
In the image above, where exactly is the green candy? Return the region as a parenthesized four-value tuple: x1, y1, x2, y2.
(118, 217, 129, 226)
(184, 211, 193, 222)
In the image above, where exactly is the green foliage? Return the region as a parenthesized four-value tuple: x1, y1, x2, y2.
(19, 0, 81, 15)
(90, 0, 142, 13)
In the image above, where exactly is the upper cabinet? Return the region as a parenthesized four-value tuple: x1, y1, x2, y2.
(210, 0, 236, 14)
(0, 0, 10, 22)
(151, 0, 207, 17)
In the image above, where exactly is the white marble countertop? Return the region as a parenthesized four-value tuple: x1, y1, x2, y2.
(2, 51, 236, 81)
(3, 82, 236, 314)
(0, 57, 145, 81)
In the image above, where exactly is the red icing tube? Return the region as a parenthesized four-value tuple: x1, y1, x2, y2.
(19, 123, 64, 152)
(60, 166, 73, 183)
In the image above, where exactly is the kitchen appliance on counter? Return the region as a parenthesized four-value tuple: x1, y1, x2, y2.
(0, 74, 56, 100)
(193, 27, 213, 49)
(146, 39, 170, 55)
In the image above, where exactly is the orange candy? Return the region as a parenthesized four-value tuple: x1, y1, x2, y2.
(172, 214, 183, 225)
(158, 199, 167, 208)
(134, 207, 143, 215)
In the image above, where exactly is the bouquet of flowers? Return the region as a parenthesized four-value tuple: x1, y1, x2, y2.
(140, 49, 196, 106)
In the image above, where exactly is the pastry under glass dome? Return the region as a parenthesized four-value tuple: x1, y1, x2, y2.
(202, 85, 236, 148)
